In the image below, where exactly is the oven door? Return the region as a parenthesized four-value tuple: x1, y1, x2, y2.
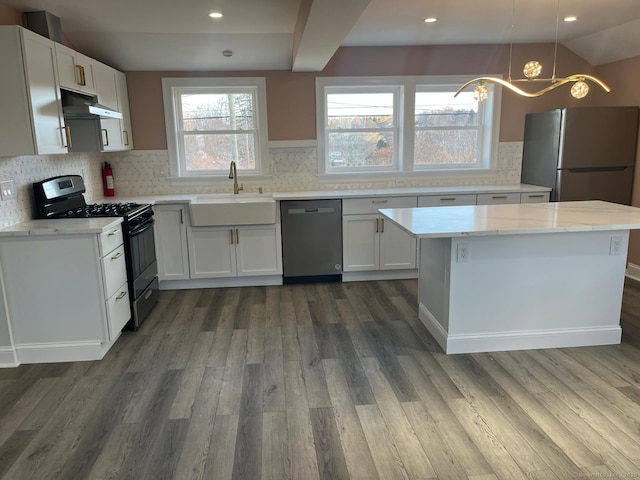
(128, 219, 158, 299)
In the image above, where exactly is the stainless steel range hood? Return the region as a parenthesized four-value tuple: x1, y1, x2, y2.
(61, 90, 123, 119)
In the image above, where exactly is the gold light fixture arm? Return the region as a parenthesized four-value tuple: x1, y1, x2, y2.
(454, 74, 610, 99)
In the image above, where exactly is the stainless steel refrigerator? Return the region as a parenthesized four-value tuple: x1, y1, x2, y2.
(520, 106, 639, 204)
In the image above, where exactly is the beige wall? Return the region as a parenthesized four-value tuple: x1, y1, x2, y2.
(126, 43, 594, 149)
(0, 3, 22, 25)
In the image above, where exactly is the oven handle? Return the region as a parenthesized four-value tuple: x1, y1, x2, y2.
(129, 219, 154, 237)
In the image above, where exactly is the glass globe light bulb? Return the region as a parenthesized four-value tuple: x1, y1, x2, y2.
(571, 80, 589, 99)
(474, 83, 489, 102)
(523, 61, 542, 79)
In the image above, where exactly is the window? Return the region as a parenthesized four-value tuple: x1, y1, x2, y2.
(325, 87, 400, 172)
(162, 78, 268, 178)
(316, 76, 501, 176)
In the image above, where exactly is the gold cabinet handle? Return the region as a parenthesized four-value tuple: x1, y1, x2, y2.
(107, 229, 119, 236)
(123, 130, 130, 146)
(111, 252, 123, 260)
(381, 218, 384, 233)
(179, 209, 184, 224)
(371, 199, 388, 204)
(492, 195, 508, 199)
(75, 64, 86, 86)
(230, 228, 234, 244)
(527, 194, 544, 198)
(102, 128, 109, 146)
(440, 197, 456, 201)
(235, 229, 240, 244)
(116, 291, 127, 300)
(61, 126, 72, 148)
(375, 218, 379, 233)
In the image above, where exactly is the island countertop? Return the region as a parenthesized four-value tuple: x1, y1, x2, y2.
(379, 200, 640, 238)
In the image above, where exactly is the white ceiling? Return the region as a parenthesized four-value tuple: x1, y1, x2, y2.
(3, 0, 640, 71)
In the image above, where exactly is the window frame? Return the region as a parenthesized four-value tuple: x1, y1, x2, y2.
(316, 75, 502, 178)
(162, 77, 269, 179)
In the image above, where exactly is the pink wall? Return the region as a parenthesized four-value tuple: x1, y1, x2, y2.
(126, 43, 594, 149)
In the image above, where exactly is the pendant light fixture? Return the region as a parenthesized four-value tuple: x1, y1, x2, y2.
(454, 0, 610, 101)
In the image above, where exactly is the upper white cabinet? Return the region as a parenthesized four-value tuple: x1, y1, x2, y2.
(115, 70, 134, 150)
(95, 61, 133, 151)
(55, 43, 96, 95)
(0, 26, 68, 156)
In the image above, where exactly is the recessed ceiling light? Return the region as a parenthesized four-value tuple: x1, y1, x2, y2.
(564, 16, 577, 22)
(424, 17, 437, 23)
(209, 11, 223, 18)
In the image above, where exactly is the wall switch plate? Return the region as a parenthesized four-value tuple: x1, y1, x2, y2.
(457, 243, 469, 262)
(610, 236, 623, 255)
(0, 180, 15, 200)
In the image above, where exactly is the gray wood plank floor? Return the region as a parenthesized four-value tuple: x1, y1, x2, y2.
(2, 278, 640, 479)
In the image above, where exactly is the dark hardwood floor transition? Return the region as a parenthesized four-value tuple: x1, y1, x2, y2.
(2, 278, 640, 479)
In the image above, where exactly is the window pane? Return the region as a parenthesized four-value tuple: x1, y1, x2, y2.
(327, 93, 394, 129)
(184, 133, 255, 171)
(414, 130, 478, 165)
(181, 93, 254, 131)
(328, 131, 393, 168)
(415, 91, 478, 127)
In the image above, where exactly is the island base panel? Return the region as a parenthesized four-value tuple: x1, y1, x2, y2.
(418, 231, 628, 354)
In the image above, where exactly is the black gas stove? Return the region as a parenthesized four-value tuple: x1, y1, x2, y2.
(32, 175, 158, 331)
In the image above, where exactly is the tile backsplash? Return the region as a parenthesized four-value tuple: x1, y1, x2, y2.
(0, 142, 523, 227)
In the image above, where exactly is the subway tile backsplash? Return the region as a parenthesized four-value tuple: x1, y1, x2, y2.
(0, 142, 523, 227)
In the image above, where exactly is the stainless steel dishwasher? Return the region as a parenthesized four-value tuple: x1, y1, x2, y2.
(280, 199, 342, 283)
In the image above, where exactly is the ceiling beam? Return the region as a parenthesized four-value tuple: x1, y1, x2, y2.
(292, 0, 371, 72)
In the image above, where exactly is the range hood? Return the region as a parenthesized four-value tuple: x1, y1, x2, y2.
(61, 90, 123, 120)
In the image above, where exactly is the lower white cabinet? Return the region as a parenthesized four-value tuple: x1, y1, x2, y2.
(342, 214, 417, 272)
(476, 192, 522, 205)
(0, 223, 130, 363)
(188, 224, 282, 279)
(521, 192, 551, 203)
(154, 204, 190, 280)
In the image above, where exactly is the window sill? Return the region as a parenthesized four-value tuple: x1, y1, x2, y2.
(317, 168, 500, 184)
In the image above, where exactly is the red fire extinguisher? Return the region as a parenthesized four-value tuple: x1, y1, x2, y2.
(103, 161, 115, 197)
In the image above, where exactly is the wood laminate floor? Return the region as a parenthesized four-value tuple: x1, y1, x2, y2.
(2, 279, 640, 479)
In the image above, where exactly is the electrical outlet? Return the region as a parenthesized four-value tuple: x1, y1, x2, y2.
(0, 180, 15, 200)
(610, 236, 623, 255)
(457, 243, 469, 262)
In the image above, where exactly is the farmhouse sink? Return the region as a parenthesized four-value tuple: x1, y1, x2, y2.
(189, 193, 276, 226)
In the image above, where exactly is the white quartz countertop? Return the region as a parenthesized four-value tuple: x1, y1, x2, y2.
(379, 200, 640, 238)
(0, 217, 123, 237)
(104, 184, 550, 205)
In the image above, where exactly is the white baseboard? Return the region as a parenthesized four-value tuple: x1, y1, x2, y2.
(627, 263, 640, 282)
(14, 339, 115, 364)
(0, 346, 18, 368)
(159, 275, 283, 290)
(342, 269, 418, 282)
(419, 302, 622, 354)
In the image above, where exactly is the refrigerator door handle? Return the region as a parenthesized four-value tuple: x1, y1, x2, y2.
(566, 166, 629, 173)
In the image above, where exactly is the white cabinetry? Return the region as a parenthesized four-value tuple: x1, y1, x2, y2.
(342, 197, 417, 273)
(188, 224, 282, 278)
(55, 43, 96, 95)
(115, 70, 133, 150)
(0, 222, 130, 364)
(418, 194, 477, 207)
(521, 192, 551, 203)
(0, 26, 67, 156)
(94, 61, 123, 151)
(154, 204, 190, 281)
(476, 192, 522, 205)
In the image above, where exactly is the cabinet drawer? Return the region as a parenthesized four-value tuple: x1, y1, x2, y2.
(520, 192, 550, 203)
(99, 225, 123, 256)
(343, 196, 417, 215)
(418, 194, 477, 207)
(476, 193, 521, 205)
(106, 285, 130, 340)
(102, 244, 128, 298)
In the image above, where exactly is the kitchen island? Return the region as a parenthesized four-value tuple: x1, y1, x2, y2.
(380, 200, 640, 354)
